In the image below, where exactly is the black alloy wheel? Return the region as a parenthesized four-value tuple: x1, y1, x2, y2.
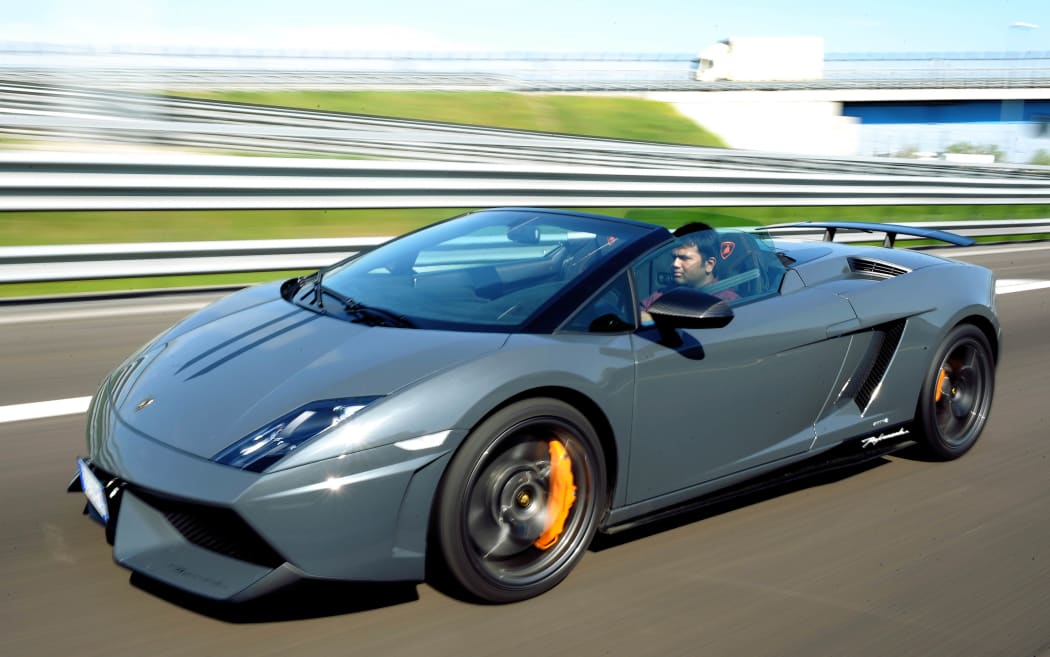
(915, 324, 995, 460)
(433, 398, 606, 603)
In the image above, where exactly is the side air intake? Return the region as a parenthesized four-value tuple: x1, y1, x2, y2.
(849, 257, 910, 279)
(853, 320, 906, 412)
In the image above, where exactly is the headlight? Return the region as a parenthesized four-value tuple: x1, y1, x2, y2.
(212, 397, 382, 472)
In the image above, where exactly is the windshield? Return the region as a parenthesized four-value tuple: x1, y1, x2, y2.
(313, 209, 652, 331)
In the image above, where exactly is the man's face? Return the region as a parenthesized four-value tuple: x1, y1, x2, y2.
(671, 244, 715, 287)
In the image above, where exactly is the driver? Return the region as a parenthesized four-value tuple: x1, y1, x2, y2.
(640, 222, 739, 323)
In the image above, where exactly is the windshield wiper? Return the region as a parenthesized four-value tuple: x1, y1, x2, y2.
(306, 269, 347, 315)
(344, 300, 416, 328)
(312, 269, 327, 307)
(306, 278, 414, 328)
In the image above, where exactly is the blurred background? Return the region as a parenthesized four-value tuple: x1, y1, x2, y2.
(1, 0, 1049, 297)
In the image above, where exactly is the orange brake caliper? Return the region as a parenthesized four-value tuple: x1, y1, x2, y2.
(935, 368, 948, 402)
(533, 440, 577, 550)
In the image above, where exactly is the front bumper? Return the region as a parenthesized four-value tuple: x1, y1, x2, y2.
(72, 417, 458, 600)
(115, 486, 307, 601)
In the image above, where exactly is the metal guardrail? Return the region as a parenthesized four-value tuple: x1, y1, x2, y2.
(2, 150, 1049, 213)
(4, 82, 1050, 176)
(1, 220, 1047, 284)
(0, 237, 388, 283)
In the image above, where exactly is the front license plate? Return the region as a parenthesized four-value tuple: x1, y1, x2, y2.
(78, 458, 109, 523)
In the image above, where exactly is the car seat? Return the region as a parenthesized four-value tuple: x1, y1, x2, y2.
(708, 231, 765, 299)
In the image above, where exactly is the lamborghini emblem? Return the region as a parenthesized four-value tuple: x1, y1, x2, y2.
(720, 240, 736, 260)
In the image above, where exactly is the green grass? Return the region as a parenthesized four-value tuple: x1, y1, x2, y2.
(174, 90, 728, 147)
(614, 204, 1050, 229)
(5, 204, 1047, 247)
(0, 208, 461, 246)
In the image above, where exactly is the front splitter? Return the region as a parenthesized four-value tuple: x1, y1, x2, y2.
(113, 490, 303, 601)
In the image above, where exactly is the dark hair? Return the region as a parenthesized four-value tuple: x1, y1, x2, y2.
(673, 221, 713, 237)
(673, 222, 719, 260)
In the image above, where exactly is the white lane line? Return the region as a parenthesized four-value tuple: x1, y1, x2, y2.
(0, 301, 207, 326)
(996, 279, 1050, 295)
(0, 396, 91, 424)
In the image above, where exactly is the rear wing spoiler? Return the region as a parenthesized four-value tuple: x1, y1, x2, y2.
(765, 221, 976, 248)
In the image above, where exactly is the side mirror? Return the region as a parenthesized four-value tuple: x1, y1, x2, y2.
(647, 287, 733, 345)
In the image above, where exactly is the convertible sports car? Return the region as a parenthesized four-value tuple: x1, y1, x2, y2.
(70, 207, 998, 604)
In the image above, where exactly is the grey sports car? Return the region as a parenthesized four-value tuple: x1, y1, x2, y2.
(70, 207, 999, 604)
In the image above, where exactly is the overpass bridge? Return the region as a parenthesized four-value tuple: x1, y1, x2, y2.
(642, 52, 1050, 163)
(644, 86, 1050, 163)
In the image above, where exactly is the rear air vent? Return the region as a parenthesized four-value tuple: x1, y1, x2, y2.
(849, 257, 910, 279)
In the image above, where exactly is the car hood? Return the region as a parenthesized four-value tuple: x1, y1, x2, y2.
(111, 297, 507, 459)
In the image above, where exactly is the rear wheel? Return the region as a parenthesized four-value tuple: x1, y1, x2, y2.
(434, 398, 606, 603)
(915, 324, 995, 460)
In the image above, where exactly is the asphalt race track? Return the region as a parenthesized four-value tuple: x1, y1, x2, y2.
(1, 244, 1048, 657)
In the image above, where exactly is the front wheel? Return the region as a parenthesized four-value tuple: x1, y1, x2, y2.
(433, 398, 607, 603)
(915, 324, 995, 460)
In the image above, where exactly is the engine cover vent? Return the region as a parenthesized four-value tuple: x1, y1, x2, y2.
(849, 257, 910, 279)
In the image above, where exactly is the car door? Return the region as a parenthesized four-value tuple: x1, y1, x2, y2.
(626, 265, 859, 505)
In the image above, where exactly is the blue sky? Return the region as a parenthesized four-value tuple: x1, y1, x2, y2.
(2, 0, 1047, 54)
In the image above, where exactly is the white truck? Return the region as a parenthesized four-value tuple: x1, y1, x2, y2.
(695, 36, 825, 82)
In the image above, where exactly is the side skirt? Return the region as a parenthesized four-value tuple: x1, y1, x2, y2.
(600, 426, 912, 535)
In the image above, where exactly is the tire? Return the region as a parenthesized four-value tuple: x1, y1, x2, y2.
(915, 324, 995, 460)
(434, 398, 607, 603)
